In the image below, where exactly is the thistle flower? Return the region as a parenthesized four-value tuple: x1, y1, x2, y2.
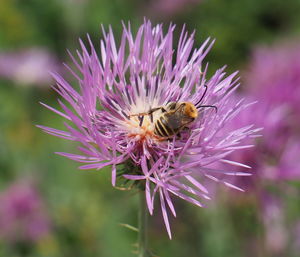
(228, 40, 300, 182)
(245, 41, 300, 116)
(0, 180, 50, 244)
(262, 193, 287, 255)
(0, 48, 60, 86)
(38, 20, 258, 238)
(145, 0, 202, 18)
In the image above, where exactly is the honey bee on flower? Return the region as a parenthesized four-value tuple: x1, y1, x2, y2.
(128, 85, 217, 139)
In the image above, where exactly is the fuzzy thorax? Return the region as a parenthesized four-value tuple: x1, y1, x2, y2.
(184, 102, 198, 119)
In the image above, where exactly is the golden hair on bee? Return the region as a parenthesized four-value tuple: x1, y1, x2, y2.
(183, 102, 198, 119)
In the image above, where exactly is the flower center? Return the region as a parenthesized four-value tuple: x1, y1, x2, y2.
(125, 112, 160, 142)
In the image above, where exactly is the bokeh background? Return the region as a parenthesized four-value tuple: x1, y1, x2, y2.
(1, 0, 300, 256)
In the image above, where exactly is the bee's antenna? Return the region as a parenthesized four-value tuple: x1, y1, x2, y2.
(195, 85, 217, 112)
(197, 105, 218, 113)
(195, 85, 208, 107)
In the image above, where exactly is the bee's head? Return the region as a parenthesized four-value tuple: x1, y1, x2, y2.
(183, 102, 198, 119)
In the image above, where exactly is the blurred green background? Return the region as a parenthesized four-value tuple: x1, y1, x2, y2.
(1, 0, 300, 256)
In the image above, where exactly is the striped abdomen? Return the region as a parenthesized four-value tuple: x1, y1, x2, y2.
(152, 102, 196, 138)
(154, 116, 173, 137)
(154, 115, 181, 138)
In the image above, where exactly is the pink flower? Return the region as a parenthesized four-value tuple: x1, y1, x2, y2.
(145, 0, 202, 18)
(0, 180, 50, 243)
(0, 48, 60, 86)
(229, 40, 300, 182)
(39, 20, 258, 238)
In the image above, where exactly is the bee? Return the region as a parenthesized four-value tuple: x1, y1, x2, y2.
(129, 85, 217, 139)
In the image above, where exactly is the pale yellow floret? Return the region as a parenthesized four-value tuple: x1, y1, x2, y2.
(124, 114, 159, 142)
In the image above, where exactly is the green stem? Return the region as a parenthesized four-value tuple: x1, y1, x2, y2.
(138, 191, 148, 257)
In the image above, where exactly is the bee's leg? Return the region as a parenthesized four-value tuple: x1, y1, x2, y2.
(176, 132, 182, 140)
(148, 107, 167, 123)
(138, 115, 144, 127)
(149, 112, 154, 123)
(129, 112, 148, 127)
(148, 107, 166, 114)
(129, 112, 149, 117)
(181, 127, 190, 132)
(127, 113, 145, 127)
(176, 127, 190, 140)
(129, 107, 165, 126)
(147, 107, 160, 124)
(129, 107, 162, 118)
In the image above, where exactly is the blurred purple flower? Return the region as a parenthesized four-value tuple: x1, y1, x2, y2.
(229, 41, 300, 181)
(0, 180, 50, 243)
(0, 48, 60, 86)
(38, 21, 258, 238)
(292, 221, 300, 254)
(246, 42, 300, 116)
(145, 0, 202, 18)
(261, 193, 287, 255)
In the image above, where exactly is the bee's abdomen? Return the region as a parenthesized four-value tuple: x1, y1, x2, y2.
(154, 116, 174, 138)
